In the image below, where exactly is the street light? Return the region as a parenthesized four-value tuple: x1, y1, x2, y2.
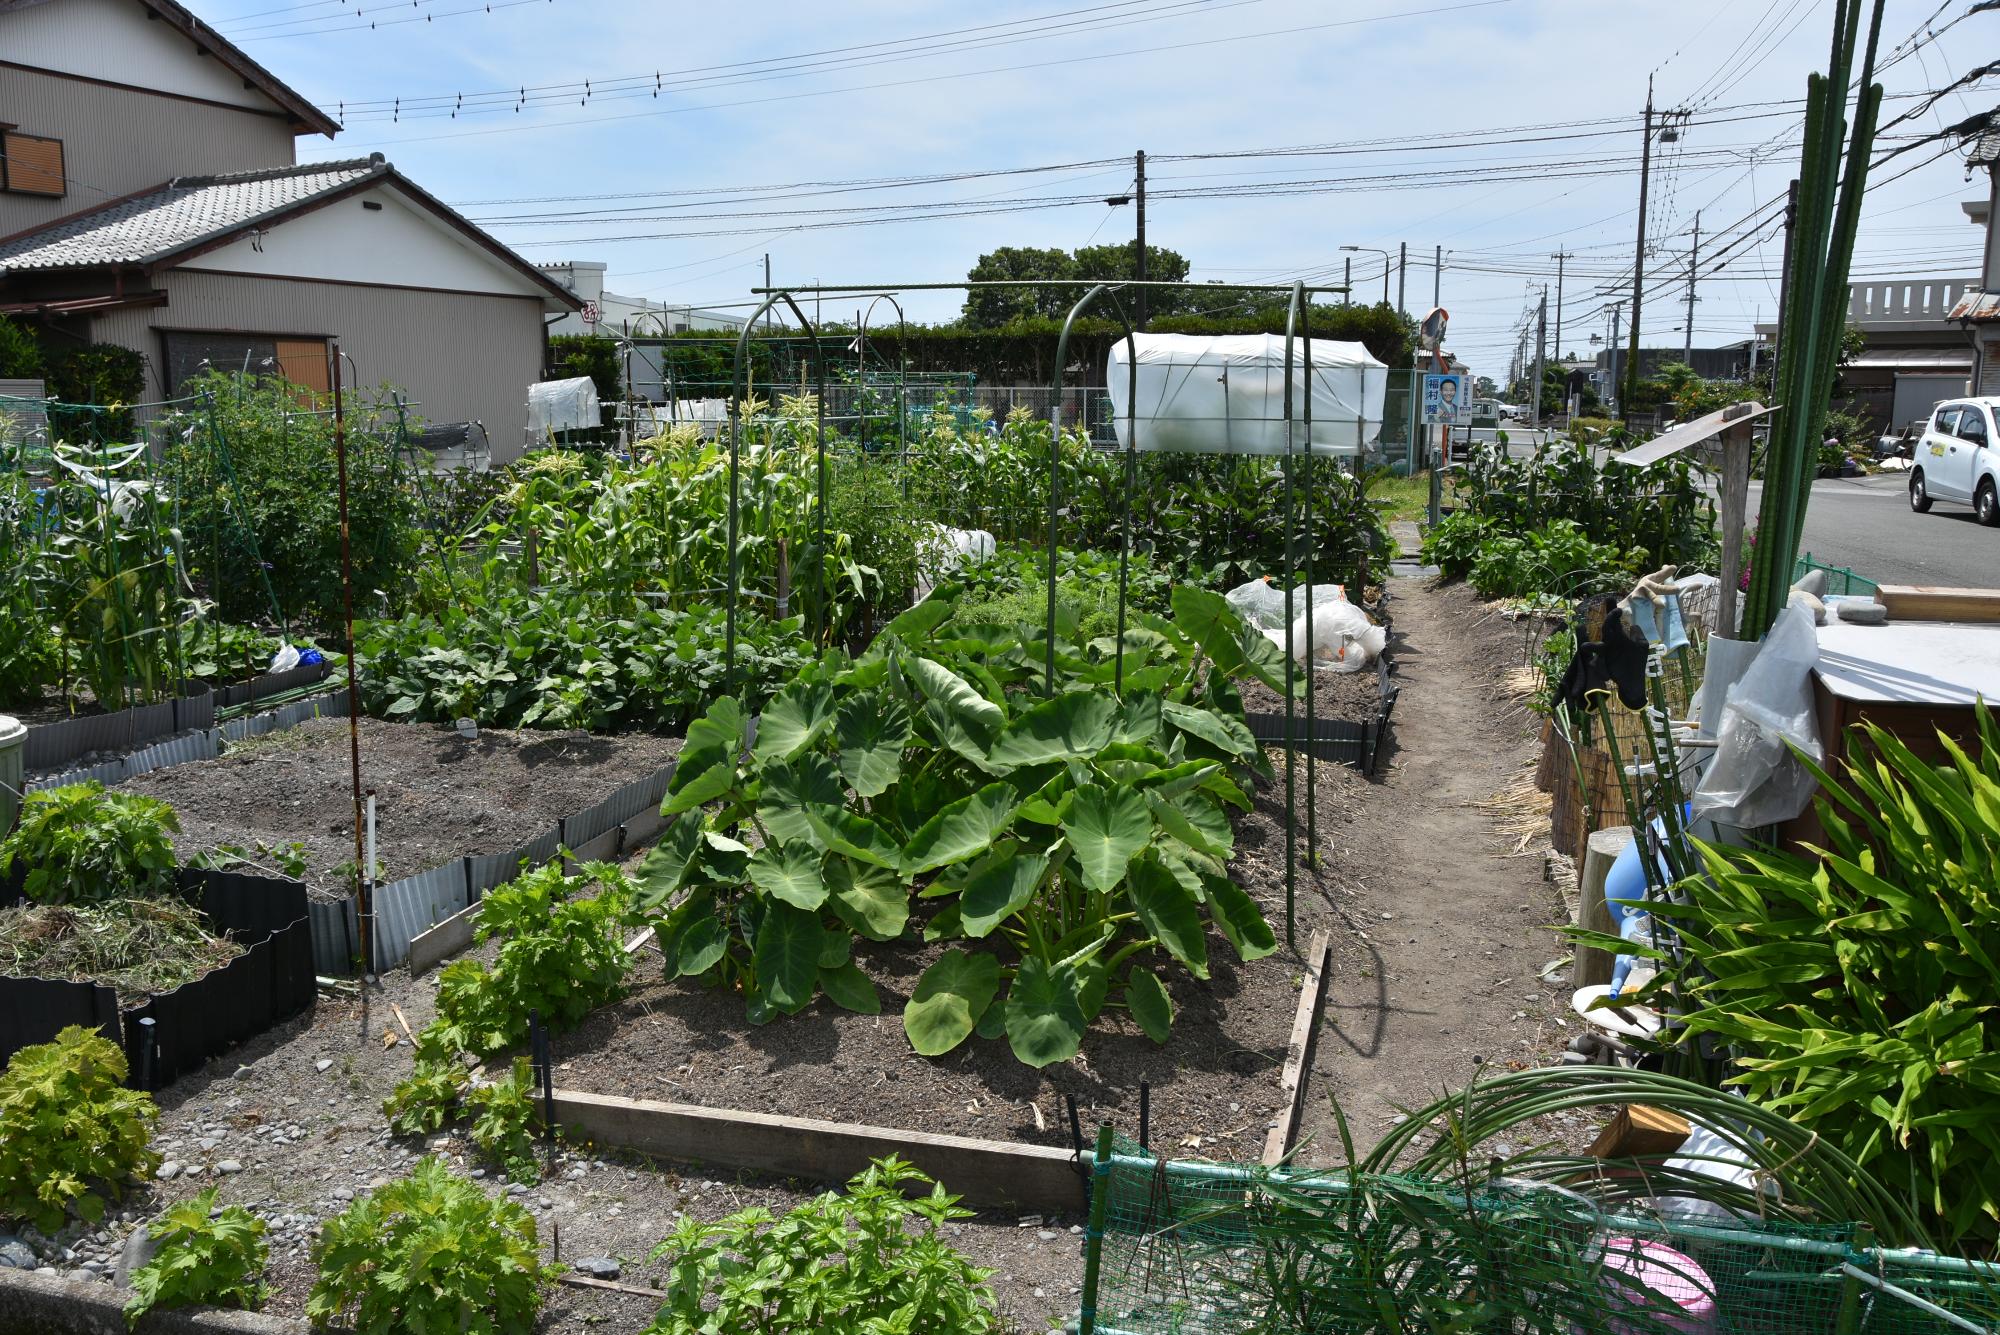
(1341, 245, 1391, 306)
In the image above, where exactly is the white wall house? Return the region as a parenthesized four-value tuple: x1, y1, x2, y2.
(537, 260, 750, 401)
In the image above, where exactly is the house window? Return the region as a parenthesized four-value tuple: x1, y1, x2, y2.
(163, 332, 329, 396)
(1, 132, 66, 198)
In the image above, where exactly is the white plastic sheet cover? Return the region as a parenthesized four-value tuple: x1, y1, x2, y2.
(527, 377, 601, 438)
(1106, 334, 1387, 457)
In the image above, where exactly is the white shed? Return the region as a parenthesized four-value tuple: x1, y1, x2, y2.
(1106, 333, 1387, 457)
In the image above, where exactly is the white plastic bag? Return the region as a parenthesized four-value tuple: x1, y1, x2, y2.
(915, 524, 997, 601)
(1255, 585, 1383, 673)
(266, 644, 301, 675)
(1691, 603, 1823, 827)
(1225, 578, 1291, 630)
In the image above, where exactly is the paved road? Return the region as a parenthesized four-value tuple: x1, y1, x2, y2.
(1746, 472, 1997, 588)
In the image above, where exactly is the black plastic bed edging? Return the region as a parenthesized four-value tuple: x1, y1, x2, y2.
(0, 867, 316, 1089)
(1243, 658, 1398, 774)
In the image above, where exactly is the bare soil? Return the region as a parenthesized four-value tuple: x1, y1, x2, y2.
(118, 718, 680, 895)
(1236, 659, 1385, 723)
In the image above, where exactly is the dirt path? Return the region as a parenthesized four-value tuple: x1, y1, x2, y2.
(1293, 574, 1577, 1164)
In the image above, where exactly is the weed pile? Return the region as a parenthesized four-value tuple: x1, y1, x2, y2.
(0, 897, 241, 996)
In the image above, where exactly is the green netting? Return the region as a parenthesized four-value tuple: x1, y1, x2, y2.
(1084, 1136, 2000, 1335)
(1791, 551, 1879, 597)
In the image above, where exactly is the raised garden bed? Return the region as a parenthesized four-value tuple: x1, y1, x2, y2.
(1238, 657, 1398, 772)
(0, 866, 315, 1087)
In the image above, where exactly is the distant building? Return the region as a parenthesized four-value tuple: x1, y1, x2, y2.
(0, 0, 579, 463)
(537, 260, 749, 401)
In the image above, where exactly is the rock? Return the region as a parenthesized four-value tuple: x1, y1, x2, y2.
(1838, 600, 1887, 625)
(232, 1064, 255, 1080)
(1037, 1230, 1058, 1242)
(115, 1228, 156, 1286)
(155, 1162, 182, 1182)
(0, 1236, 38, 1270)
(315, 1059, 333, 1074)
(1788, 589, 1827, 625)
(181, 1165, 204, 1178)
(566, 1167, 586, 1180)
(332, 1188, 354, 1202)
(1791, 567, 1828, 598)
(574, 1256, 621, 1280)
(198, 1137, 222, 1152)
(469, 1169, 486, 1180)
(506, 1183, 529, 1196)
(535, 1198, 554, 1212)
(217, 1161, 244, 1175)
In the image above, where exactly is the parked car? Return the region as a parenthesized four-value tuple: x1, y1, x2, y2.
(1908, 397, 2000, 525)
(1497, 403, 1528, 422)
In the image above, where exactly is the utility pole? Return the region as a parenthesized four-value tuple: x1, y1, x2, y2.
(1531, 287, 1548, 431)
(1397, 241, 1407, 316)
(1771, 178, 1799, 389)
(763, 253, 773, 334)
(1134, 148, 1148, 328)
(1343, 256, 1351, 305)
(1551, 250, 1571, 364)
(1606, 300, 1624, 416)
(1432, 243, 1442, 310)
(1683, 210, 1700, 363)
(1621, 76, 1654, 423)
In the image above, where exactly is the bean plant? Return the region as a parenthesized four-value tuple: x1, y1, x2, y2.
(637, 585, 1282, 1067)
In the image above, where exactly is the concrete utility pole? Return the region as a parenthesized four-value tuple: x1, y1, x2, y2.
(1532, 287, 1548, 430)
(1551, 250, 1571, 363)
(1622, 77, 1654, 422)
(1343, 256, 1351, 304)
(1397, 242, 1407, 316)
(763, 254, 773, 334)
(1433, 244, 1442, 310)
(1683, 210, 1700, 363)
(1606, 300, 1624, 415)
(1134, 148, 1148, 328)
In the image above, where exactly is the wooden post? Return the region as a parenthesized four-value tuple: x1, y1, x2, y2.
(1577, 825, 1634, 988)
(1714, 407, 1758, 638)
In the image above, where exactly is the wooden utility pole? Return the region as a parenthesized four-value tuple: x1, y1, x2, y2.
(1622, 78, 1655, 422)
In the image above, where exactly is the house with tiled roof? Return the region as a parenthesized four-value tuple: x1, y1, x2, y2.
(0, 0, 578, 457)
(1948, 123, 2000, 399)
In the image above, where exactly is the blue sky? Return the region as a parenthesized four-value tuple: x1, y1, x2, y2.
(208, 0, 1994, 380)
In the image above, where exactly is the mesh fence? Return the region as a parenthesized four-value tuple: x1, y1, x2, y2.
(1085, 1136, 2000, 1335)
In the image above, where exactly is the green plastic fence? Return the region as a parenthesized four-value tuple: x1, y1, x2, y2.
(1792, 551, 1879, 597)
(1081, 1137, 1999, 1335)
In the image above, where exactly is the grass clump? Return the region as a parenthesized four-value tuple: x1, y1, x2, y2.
(0, 897, 241, 995)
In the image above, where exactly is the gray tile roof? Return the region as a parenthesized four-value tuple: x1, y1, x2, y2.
(0, 158, 384, 273)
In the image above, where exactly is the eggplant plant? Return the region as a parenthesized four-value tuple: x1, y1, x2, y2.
(634, 586, 1283, 1068)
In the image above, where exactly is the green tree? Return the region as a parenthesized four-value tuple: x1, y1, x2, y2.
(1474, 375, 1498, 398)
(0, 314, 44, 379)
(1072, 243, 1194, 317)
(961, 247, 1077, 326)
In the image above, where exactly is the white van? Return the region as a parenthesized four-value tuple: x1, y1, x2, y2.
(1908, 397, 2000, 525)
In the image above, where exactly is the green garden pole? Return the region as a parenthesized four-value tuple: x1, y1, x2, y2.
(1078, 1122, 1116, 1335)
(1833, 1224, 1875, 1335)
(1281, 291, 1299, 949)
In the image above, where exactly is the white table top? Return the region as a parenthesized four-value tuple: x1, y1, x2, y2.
(1814, 618, 2000, 705)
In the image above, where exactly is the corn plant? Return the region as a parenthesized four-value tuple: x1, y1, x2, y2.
(636, 585, 1281, 1068)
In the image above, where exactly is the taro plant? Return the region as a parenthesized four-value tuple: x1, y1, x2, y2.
(307, 1157, 557, 1335)
(0, 782, 181, 905)
(641, 1155, 998, 1335)
(0, 1025, 159, 1231)
(123, 1188, 270, 1326)
(1633, 705, 2000, 1248)
(636, 585, 1281, 1068)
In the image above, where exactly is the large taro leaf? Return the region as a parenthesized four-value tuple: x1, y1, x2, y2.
(1125, 965, 1175, 1044)
(985, 691, 1120, 771)
(901, 782, 1021, 879)
(1203, 872, 1278, 962)
(1170, 585, 1286, 690)
(1004, 956, 1088, 1069)
(746, 842, 829, 911)
(819, 960, 881, 1014)
(1128, 852, 1210, 979)
(1148, 790, 1234, 860)
(664, 696, 745, 810)
(756, 752, 845, 847)
(827, 856, 908, 941)
(1059, 782, 1153, 895)
(957, 846, 1049, 938)
(753, 901, 825, 1014)
(833, 690, 912, 799)
(671, 899, 728, 978)
(807, 805, 902, 869)
(905, 656, 1002, 765)
(904, 948, 1001, 1057)
(628, 816, 703, 910)
(1161, 699, 1260, 763)
(1113, 690, 1165, 747)
(752, 679, 836, 765)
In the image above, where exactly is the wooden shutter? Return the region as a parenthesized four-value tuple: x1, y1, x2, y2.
(2, 133, 65, 197)
(273, 340, 331, 394)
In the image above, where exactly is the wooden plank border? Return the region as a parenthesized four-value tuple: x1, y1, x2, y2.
(547, 1089, 1086, 1214)
(1262, 929, 1334, 1166)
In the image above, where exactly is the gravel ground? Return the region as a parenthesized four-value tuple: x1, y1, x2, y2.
(119, 719, 681, 894)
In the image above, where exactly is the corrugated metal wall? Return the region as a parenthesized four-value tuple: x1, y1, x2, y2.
(90, 270, 543, 458)
(0, 66, 297, 238)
